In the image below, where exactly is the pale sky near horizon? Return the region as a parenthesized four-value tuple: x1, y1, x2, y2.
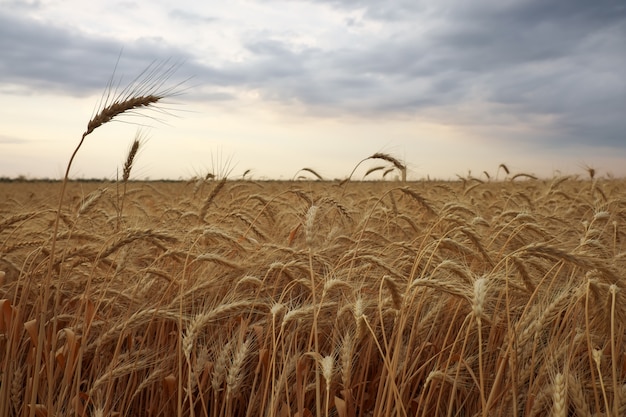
(1, 0, 625, 181)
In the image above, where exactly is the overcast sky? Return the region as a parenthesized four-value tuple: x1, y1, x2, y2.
(1, 0, 625, 180)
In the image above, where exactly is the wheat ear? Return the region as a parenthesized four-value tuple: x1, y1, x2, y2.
(122, 136, 141, 182)
(321, 355, 334, 417)
(118, 134, 142, 229)
(294, 167, 324, 181)
(33, 61, 181, 417)
(49, 59, 180, 280)
(305, 205, 319, 247)
(567, 374, 590, 417)
(552, 372, 566, 417)
(342, 152, 406, 189)
(226, 336, 252, 400)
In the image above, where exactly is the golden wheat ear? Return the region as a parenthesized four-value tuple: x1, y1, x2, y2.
(85, 59, 183, 141)
(32, 59, 185, 417)
(49, 59, 185, 276)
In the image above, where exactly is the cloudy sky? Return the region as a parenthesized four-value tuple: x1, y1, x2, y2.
(1, 0, 625, 180)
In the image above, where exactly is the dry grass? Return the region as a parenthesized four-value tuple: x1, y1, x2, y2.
(1, 174, 625, 417)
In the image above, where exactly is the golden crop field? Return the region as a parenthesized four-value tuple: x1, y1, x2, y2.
(1, 175, 625, 417)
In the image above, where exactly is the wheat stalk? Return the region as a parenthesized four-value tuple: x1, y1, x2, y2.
(619, 384, 626, 417)
(592, 348, 611, 414)
(44, 58, 181, 300)
(363, 166, 385, 179)
(200, 177, 227, 220)
(294, 167, 324, 181)
(342, 152, 406, 188)
(116, 134, 143, 229)
(31, 61, 182, 415)
(122, 137, 141, 182)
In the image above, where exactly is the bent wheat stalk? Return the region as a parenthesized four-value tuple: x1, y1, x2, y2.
(30, 60, 181, 417)
(341, 152, 407, 190)
(49, 60, 181, 276)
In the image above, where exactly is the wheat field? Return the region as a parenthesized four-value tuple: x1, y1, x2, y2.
(1, 174, 625, 417)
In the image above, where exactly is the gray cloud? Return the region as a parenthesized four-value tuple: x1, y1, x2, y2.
(205, 0, 624, 148)
(0, 11, 196, 96)
(1, 0, 41, 10)
(0, 0, 624, 150)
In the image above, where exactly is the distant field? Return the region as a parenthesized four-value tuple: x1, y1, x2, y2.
(1, 178, 625, 417)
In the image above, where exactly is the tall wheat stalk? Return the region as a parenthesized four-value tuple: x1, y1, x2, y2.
(117, 133, 143, 230)
(341, 152, 407, 193)
(29, 59, 181, 417)
(49, 59, 181, 278)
